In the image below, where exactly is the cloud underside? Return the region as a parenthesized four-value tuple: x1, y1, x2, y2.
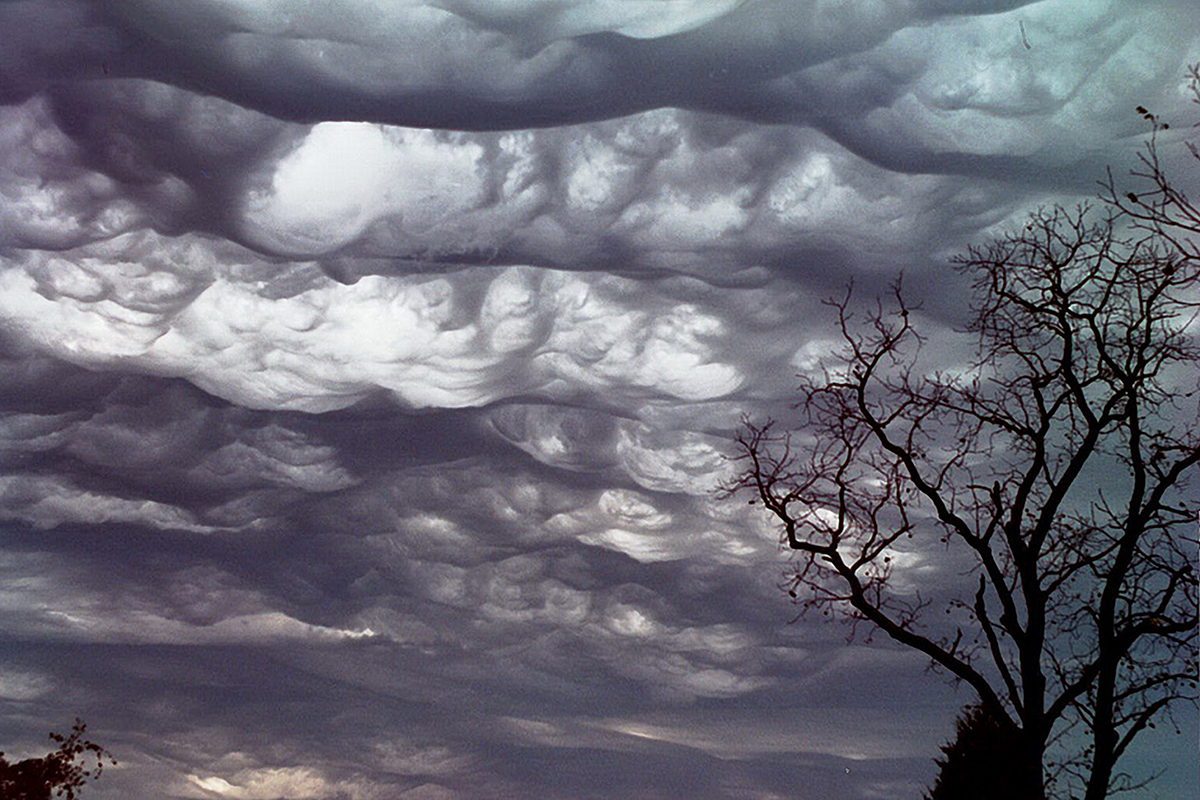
(1, 1, 1198, 797)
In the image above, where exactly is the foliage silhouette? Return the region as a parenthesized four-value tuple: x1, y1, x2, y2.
(725, 67, 1199, 799)
(925, 702, 1040, 800)
(0, 720, 115, 800)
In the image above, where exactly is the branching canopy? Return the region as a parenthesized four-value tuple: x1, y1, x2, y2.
(725, 81, 1200, 799)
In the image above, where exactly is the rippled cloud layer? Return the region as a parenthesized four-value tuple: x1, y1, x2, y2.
(1, 1, 1197, 797)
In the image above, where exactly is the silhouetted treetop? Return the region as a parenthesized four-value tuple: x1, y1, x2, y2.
(0, 720, 115, 800)
(926, 702, 1042, 800)
(725, 66, 1199, 799)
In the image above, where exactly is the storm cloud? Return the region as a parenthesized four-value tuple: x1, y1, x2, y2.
(1, 1, 1197, 798)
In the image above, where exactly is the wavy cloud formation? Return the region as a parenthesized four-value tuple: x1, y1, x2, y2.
(1, 1, 1197, 798)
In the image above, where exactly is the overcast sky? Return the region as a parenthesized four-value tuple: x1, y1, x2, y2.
(1, 1, 1197, 798)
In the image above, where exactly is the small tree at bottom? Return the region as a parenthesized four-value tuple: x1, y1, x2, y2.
(926, 702, 1043, 800)
(0, 720, 115, 800)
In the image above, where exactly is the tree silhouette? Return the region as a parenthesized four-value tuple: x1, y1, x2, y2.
(925, 702, 1038, 800)
(0, 720, 115, 800)
(725, 71, 1199, 799)
(1102, 63, 1200, 266)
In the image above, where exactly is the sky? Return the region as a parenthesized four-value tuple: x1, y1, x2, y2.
(0, 1, 1197, 798)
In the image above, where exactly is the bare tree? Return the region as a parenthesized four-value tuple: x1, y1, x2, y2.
(1102, 63, 1200, 265)
(725, 77, 1200, 798)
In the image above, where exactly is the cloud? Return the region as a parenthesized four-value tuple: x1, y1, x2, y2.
(2, 250, 766, 413)
(242, 124, 489, 256)
(487, 402, 733, 493)
(16, 1, 1183, 169)
(8, 81, 1003, 280)
(0, 666, 55, 701)
(1, 1, 1197, 797)
(589, 701, 943, 762)
(183, 766, 389, 800)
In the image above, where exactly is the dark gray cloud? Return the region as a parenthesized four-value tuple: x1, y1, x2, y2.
(2, 1, 1197, 798)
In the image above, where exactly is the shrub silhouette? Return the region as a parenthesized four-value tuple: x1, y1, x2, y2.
(926, 703, 1042, 800)
(0, 720, 115, 800)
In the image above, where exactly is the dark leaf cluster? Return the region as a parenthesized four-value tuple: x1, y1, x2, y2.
(926, 703, 1042, 800)
(0, 721, 115, 800)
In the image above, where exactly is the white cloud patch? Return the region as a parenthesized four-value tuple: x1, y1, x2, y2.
(2, 254, 755, 412)
(0, 552, 376, 645)
(0, 667, 55, 701)
(243, 123, 487, 255)
(183, 766, 381, 800)
(0, 473, 207, 532)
